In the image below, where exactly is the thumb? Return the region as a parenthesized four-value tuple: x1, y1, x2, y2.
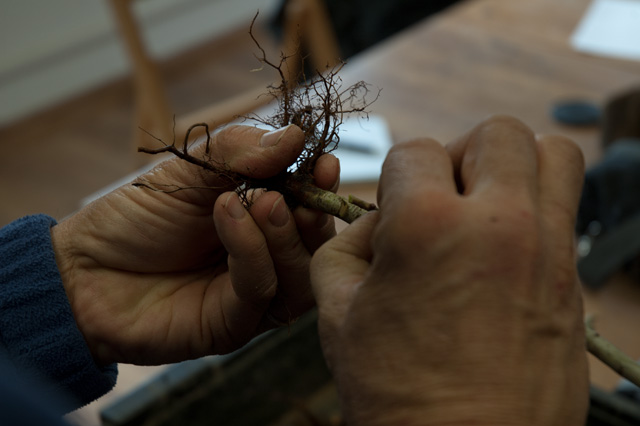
(206, 124, 305, 179)
(149, 124, 306, 192)
(311, 212, 378, 327)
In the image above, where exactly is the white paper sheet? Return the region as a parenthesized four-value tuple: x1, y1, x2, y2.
(571, 0, 640, 62)
(330, 114, 392, 183)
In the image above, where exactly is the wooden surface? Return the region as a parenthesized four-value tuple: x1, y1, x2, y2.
(338, 0, 638, 163)
(333, 0, 640, 391)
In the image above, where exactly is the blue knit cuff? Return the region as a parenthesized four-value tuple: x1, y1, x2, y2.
(0, 215, 117, 412)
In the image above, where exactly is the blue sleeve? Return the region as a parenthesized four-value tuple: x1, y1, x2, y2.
(0, 353, 69, 426)
(0, 215, 117, 414)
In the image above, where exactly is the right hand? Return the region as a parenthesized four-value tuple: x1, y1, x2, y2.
(311, 116, 589, 426)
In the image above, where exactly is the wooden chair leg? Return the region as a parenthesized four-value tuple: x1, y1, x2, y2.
(281, 0, 306, 87)
(281, 0, 341, 84)
(108, 0, 173, 166)
(301, 0, 341, 72)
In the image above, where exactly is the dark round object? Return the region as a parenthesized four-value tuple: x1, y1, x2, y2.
(551, 100, 601, 126)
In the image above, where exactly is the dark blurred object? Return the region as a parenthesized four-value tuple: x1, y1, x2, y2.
(551, 100, 601, 126)
(602, 87, 640, 147)
(576, 86, 640, 289)
(577, 140, 640, 237)
(100, 309, 640, 426)
(273, 0, 461, 60)
(617, 375, 640, 404)
(576, 140, 640, 289)
(101, 311, 339, 426)
(588, 385, 640, 426)
(576, 139, 640, 289)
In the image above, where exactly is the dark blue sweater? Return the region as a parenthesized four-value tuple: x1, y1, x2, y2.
(0, 215, 117, 423)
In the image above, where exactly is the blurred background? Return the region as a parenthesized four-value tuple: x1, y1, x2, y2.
(0, 0, 454, 227)
(0, 0, 283, 227)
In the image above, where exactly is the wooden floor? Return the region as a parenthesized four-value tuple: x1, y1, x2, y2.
(0, 21, 280, 227)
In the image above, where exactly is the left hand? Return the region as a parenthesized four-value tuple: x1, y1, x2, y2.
(51, 124, 338, 365)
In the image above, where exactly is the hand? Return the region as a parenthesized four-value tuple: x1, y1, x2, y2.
(311, 116, 589, 426)
(51, 124, 338, 365)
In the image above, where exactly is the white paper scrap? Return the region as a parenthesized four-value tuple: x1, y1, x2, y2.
(571, 0, 640, 62)
(332, 114, 392, 183)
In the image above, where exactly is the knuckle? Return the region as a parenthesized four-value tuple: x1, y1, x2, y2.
(539, 135, 585, 175)
(474, 115, 535, 142)
(275, 237, 309, 268)
(387, 138, 442, 159)
(481, 114, 531, 131)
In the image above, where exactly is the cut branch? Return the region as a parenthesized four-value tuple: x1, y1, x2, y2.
(289, 180, 370, 224)
(586, 317, 640, 387)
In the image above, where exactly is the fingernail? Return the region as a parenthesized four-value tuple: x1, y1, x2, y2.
(260, 125, 292, 148)
(269, 195, 290, 227)
(225, 193, 246, 220)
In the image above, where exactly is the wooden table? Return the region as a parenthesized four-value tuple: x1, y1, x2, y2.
(336, 0, 640, 390)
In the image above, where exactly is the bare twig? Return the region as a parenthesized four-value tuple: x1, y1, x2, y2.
(288, 180, 371, 224)
(137, 122, 217, 172)
(585, 316, 640, 387)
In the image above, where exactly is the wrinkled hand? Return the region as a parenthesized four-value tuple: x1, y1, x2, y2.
(52, 125, 338, 365)
(311, 116, 589, 426)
